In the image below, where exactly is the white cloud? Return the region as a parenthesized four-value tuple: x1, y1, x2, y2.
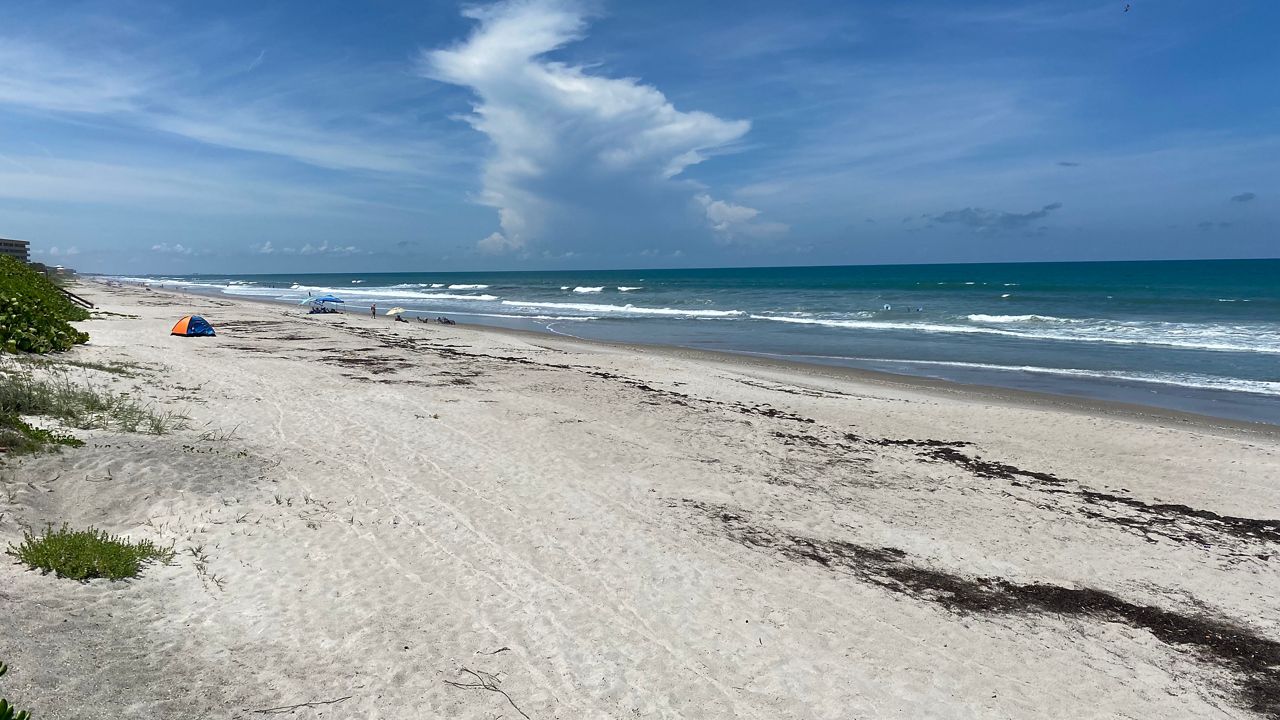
(298, 241, 359, 256)
(696, 193, 789, 242)
(253, 240, 359, 256)
(476, 231, 524, 255)
(45, 246, 81, 257)
(152, 242, 196, 255)
(425, 0, 773, 254)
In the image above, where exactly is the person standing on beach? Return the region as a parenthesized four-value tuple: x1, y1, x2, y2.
(371, 303, 377, 318)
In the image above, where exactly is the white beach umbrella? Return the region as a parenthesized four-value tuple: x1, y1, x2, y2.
(385, 307, 407, 316)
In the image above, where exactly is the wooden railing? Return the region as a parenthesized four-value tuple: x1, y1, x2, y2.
(58, 286, 94, 309)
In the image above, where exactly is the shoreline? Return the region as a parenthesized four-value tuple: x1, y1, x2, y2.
(133, 279, 1280, 437)
(89, 261, 1280, 429)
(4, 281, 1279, 718)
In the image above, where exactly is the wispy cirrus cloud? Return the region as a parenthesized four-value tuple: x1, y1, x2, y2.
(423, 0, 778, 256)
(0, 155, 417, 216)
(0, 33, 453, 176)
(0, 38, 145, 114)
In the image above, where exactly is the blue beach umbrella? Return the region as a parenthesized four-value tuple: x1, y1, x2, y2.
(313, 295, 344, 304)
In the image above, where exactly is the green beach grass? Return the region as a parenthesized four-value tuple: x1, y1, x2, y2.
(0, 367, 187, 440)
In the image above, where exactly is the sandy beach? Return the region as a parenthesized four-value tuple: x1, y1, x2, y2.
(3, 281, 1279, 719)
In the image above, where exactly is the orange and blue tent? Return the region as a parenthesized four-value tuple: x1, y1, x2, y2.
(171, 315, 216, 337)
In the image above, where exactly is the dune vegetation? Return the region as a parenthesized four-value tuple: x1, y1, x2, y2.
(0, 256, 89, 354)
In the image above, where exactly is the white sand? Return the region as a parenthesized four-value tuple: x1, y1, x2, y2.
(2, 282, 1278, 719)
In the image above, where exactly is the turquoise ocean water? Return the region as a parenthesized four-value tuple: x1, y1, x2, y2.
(112, 259, 1280, 424)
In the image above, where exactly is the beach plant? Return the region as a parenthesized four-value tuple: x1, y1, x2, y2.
(12, 355, 143, 378)
(0, 414, 82, 455)
(1, 661, 34, 720)
(0, 256, 89, 354)
(0, 368, 187, 437)
(0, 698, 33, 720)
(7, 524, 174, 581)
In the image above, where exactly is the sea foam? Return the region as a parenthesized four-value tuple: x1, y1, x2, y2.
(751, 314, 1280, 354)
(504, 300, 743, 317)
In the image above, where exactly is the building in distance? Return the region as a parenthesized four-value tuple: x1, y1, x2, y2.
(0, 238, 30, 263)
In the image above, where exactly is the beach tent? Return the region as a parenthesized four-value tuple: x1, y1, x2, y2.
(313, 295, 344, 304)
(171, 315, 216, 337)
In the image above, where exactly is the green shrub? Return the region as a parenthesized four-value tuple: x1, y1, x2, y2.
(0, 697, 32, 720)
(0, 660, 34, 720)
(0, 256, 89, 354)
(0, 413, 83, 455)
(7, 524, 174, 581)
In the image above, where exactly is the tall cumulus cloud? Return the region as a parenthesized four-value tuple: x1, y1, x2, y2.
(424, 0, 780, 255)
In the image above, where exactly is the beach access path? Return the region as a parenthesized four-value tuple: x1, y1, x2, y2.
(2, 282, 1278, 719)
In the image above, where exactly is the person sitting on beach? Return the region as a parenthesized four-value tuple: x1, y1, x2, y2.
(395, 314, 407, 323)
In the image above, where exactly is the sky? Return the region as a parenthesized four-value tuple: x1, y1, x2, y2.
(0, 0, 1277, 274)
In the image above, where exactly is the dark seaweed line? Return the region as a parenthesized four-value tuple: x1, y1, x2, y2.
(338, 322, 1280, 550)
(339, 323, 818, 421)
(691, 501, 1280, 718)
(887, 438, 1280, 547)
(770, 427, 1279, 550)
(331, 323, 1280, 550)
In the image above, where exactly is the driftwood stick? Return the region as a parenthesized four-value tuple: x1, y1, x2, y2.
(248, 695, 353, 714)
(444, 667, 531, 720)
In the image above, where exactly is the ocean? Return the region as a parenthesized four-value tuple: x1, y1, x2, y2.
(111, 258, 1280, 424)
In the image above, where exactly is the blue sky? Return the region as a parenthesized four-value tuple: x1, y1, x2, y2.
(1, 0, 1276, 274)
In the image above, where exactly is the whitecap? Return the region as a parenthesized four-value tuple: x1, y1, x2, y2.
(875, 359, 1280, 397)
(503, 300, 742, 317)
(751, 314, 1280, 354)
(966, 314, 1082, 324)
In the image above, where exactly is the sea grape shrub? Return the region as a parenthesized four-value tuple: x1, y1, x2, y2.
(8, 524, 174, 580)
(0, 256, 89, 353)
(0, 660, 33, 720)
